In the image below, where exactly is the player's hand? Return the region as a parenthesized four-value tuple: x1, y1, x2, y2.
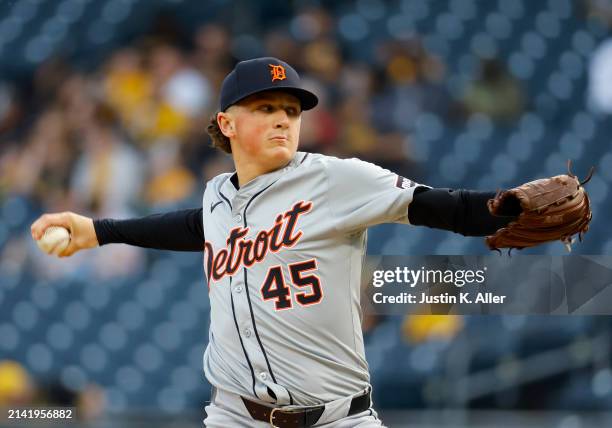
(30, 212, 99, 257)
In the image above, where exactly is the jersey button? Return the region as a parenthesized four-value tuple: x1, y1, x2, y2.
(259, 372, 268, 381)
(244, 328, 252, 338)
(234, 285, 243, 293)
(235, 214, 242, 223)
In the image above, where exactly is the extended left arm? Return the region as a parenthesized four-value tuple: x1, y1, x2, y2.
(408, 187, 520, 236)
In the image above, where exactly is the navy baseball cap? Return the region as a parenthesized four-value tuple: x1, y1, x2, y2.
(219, 57, 318, 112)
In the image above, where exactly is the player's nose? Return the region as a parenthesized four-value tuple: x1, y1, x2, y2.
(273, 110, 290, 129)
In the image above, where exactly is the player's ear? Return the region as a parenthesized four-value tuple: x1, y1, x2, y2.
(217, 111, 236, 138)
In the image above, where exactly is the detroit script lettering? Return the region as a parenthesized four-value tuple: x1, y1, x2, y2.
(205, 201, 313, 283)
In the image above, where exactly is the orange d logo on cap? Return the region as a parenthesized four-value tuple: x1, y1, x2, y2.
(269, 64, 287, 82)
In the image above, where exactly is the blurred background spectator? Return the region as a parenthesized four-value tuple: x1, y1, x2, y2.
(0, 360, 35, 407)
(460, 58, 525, 123)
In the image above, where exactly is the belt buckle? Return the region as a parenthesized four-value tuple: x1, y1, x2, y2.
(269, 406, 303, 427)
(270, 407, 282, 428)
(269, 407, 281, 427)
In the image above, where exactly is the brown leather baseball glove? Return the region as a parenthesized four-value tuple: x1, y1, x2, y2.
(485, 161, 594, 253)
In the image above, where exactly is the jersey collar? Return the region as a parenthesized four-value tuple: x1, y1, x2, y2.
(221, 152, 307, 212)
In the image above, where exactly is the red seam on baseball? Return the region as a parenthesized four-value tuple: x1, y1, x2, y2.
(49, 240, 61, 255)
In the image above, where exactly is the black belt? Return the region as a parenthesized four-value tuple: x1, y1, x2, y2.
(240, 389, 371, 428)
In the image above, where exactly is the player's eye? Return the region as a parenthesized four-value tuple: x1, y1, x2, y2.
(286, 107, 299, 116)
(258, 104, 274, 112)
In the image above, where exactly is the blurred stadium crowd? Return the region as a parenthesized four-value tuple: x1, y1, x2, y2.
(1, 0, 612, 426)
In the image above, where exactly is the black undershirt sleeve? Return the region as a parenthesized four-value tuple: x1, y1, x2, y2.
(92, 188, 516, 250)
(93, 208, 205, 252)
(408, 187, 520, 237)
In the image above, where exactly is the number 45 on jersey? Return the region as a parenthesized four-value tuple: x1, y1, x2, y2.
(260, 259, 323, 310)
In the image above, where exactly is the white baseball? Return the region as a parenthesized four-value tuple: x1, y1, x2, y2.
(37, 226, 71, 256)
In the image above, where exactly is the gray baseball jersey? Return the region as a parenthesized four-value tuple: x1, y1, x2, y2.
(201, 151, 422, 406)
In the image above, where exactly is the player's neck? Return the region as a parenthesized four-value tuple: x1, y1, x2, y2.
(234, 161, 271, 187)
(233, 155, 291, 187)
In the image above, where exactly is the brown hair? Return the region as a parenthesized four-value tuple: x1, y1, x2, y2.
(206, 112, 232, 154)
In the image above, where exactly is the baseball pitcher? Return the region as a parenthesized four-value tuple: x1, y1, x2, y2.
(31, 57, 592, 427)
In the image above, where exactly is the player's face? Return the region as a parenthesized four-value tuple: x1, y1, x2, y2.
(231, 91, 302, 169)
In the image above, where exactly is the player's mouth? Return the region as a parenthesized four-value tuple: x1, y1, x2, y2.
(270, 135, 289, 142)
